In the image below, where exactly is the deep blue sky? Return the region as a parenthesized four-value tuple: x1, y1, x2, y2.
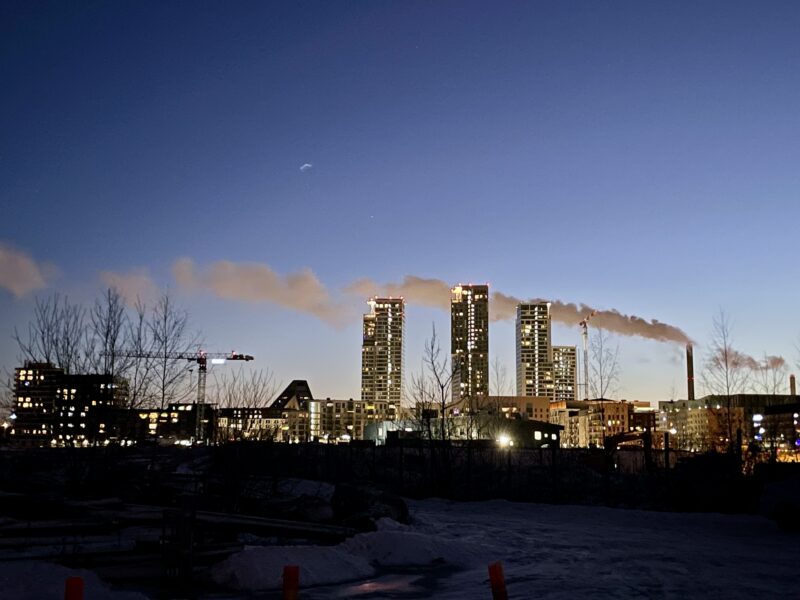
(2, 1, 799, 402)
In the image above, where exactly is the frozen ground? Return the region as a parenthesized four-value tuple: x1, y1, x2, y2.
(214, 499, 800, 599)
(3, 499, 797, 598)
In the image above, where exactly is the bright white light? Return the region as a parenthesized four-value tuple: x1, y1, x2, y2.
(753, 414, 763, 422)
(211, 358, 226, 365)
(497, 434, 512, 447)
(669, 428, 678, 435)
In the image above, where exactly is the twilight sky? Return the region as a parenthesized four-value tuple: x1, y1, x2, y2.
(2, 1, 800, 404)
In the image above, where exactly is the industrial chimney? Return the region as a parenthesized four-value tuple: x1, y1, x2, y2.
(686, 343, 695, 401)
(791, 374, 796, 397)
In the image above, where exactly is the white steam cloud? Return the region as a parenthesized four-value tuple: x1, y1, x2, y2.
(172, 258, 351, 327)
(164, 258, 692, 344)
(352, 276, 692, 344)
(100, 268, 158, 305)
(0, 242, 57, 298)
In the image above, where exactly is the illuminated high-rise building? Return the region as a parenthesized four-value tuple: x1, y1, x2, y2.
(516, 302, 553, 398)
(552, 345, 578, 403)
(361, 298, 404, 404)
(451, 284, 489, 407)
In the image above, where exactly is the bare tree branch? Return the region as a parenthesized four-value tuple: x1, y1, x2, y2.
(702, 310, 750, 451)
(13, 294, 91, 374)
(149, 293, 200, 409)
(214, 366, 279, 409)
(750, 354, 788, 395)
(491, 356, 511, 397)
(589, 328, 620, 399)
(122, 298, 156, 409)
(90, 287, 129, 377)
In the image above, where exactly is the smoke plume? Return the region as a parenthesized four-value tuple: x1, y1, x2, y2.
(345, 276, 451, 309)
(355, 276, 692, 345)
(100, 268, 158, 305)
(173, 258, 351, 327)
(0, 242, 56, 297)
(761, 355, 786, 370)
(169, 260, 691, 344)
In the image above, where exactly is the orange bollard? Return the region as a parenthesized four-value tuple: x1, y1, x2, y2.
(283, 565, 300, 600)
(64, 576, 85, 600)
(488, 561, 508, 600)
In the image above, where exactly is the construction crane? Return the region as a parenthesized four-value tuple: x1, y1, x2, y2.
(578, 311, 597, 400)
(115, 350, 254, 404)
(113, 349, 254, 442)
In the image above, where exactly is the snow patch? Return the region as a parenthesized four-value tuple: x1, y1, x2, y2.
(342, 529, 486, 568)
(212, 545, 374, 590)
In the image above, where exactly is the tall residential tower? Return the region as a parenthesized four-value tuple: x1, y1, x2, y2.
(552, 345, 578, 403)
(451, 284, 489, 408)
(516, 302, 553, 398)
(361, 298, 404, 404)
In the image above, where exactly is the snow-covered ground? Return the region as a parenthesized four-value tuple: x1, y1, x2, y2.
(4, 499, 796, 598)
(214, 499, 800, 599)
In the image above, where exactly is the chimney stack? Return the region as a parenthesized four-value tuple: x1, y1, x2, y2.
(791, 374, 796, 397)
(686, 344, 695, 401)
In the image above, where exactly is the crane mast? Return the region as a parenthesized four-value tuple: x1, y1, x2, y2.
(578, 311, 597, 400)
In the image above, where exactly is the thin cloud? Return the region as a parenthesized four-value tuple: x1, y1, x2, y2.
(0, 242, 57, 297)
(100, 268, 158, 305)
(300, 163, 313, 172)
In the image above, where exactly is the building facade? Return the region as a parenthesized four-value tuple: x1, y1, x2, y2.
(552, 345, 578, 403)
(11, 363, 62, 446)
(361, 297, 404, 404)
(516, 302, 553, 398)
(451, 284, 489, 408)
(658, 394, 800, 453)
(11, 362, 128, 447)
(482, 395, 551, 422)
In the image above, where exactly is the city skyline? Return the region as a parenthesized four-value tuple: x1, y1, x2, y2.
(2, 2, 800, 403)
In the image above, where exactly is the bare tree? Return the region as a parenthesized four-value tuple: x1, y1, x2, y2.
(702, 310, 750, 452)
(122, 298, 156, 409)
(750, 354, 788, 395)
(90, 287, 129, 378)
(215, 366, 278, 408)
(149, 293, 199, 409)
(589, 328, 620, 399)
(426, 325, 455, 441)
(213, 366, 280, 440)
(14, 294, 91, 374)
(410, 364, 436, 440)
(491, 356, 511, 397)
(409, 324, 456, 441)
